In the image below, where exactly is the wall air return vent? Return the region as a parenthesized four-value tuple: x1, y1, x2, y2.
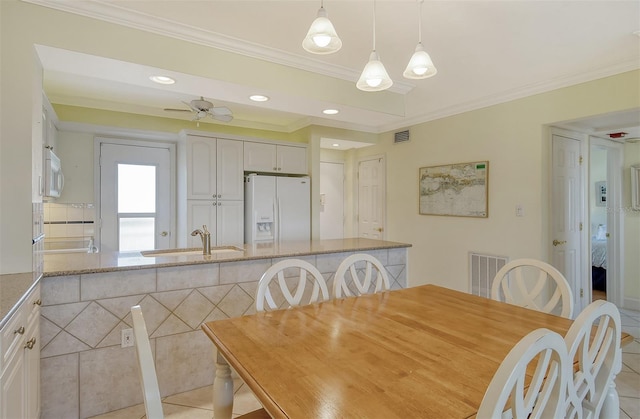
(394, 130, 410, 144)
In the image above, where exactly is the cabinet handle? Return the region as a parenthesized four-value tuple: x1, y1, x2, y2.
(218, 194, 221, 198)
(24, 337, 36, 350)
(273, 167, 277, 170)
(14, 326, 25, 335)
(34, 299, 42, 306)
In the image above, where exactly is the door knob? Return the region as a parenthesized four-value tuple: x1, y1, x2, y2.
(552, 239, 566, 246)
(376, 227, 384, 232)
(160, 231, 169, 237)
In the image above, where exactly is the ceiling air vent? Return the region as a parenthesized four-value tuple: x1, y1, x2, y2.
(394, 130, 410, 144)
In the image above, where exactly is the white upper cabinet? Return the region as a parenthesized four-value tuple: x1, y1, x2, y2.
(216, 139, 244, 201)
(244, 142, 307, 175)
(186, 136, 243, 200)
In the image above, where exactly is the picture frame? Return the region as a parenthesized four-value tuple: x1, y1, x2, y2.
(595, 181, 606, 207)
(419, 161, 489, 218)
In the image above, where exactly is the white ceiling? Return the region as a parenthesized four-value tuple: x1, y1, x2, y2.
(30, 0, 640, 140)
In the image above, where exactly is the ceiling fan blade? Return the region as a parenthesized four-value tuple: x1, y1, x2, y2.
(164, 108, 191, 112)
(212, 114, 233, 123)
(182, 100, 199, 112)
(210, 106, 232, 116)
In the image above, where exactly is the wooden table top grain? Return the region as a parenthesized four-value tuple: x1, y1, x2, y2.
(202, 284, 628, 419)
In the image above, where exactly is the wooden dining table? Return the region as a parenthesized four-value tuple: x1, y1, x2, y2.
(201, 284, 631, 419)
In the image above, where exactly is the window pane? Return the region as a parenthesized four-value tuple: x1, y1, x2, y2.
(118, 164, 156, 213)
(119, 217, 155, 251)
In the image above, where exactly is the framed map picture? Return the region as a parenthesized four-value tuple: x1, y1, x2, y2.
(419, 161, 489, 217)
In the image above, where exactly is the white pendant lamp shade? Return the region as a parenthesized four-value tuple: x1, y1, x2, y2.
(403, 43, 437, 79)
(302, 6, 342, 54)
(357, 51, 393, 91)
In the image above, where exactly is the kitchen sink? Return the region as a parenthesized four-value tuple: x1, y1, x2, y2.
(141, 246, 244, 257)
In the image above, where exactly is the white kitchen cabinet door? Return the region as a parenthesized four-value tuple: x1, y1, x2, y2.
(216, 139, 244, 201)
(277, 145, 307, 175)
(244, 142, 307, 174)
(244, 142, 277, 173)
(0, 347, 26, 419)
(0, 284, 40, 419)
(216, 200, 244, 245)
(187, 136, 217, 200)
(187, 200, 216, 247)
(187, 200, 243, 246)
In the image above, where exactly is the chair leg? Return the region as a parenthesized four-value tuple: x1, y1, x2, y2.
(600, 379, 619, 418)
(214, 350, 234, 419)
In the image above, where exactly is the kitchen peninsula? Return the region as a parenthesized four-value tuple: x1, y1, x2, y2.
(38, 238, 409, 418)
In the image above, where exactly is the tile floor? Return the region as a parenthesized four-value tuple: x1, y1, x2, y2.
(91, 308, 640, 419)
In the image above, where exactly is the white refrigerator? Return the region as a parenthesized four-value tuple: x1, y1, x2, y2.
(244, 174, 310, 243)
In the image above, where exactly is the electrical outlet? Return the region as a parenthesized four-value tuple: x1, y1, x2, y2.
(121, 328, 134, 348)
(515, 204, 524, 217)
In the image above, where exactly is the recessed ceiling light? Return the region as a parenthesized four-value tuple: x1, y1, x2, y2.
(323, 109, 339, 115)
(332, 143, 340, 147)
(249, 95, 269, 102)
(149, 75, 175, 85)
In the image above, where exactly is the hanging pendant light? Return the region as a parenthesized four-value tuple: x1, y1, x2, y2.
(356, 0, 393, 92)
(302, 0, 342, 54)
(403, 0, 437, 79)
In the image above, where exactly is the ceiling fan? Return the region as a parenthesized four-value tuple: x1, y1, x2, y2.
(164, 96, 233, 123)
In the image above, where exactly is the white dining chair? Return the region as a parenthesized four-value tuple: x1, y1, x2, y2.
(133, 305, 271, 419)
(491, 258, 574, 318)
(333, 253, 390, 298)
(131, 305, 164, 419)
(256, 259, 329, 312)
(564, 300, 622, 419)
(477, 328, 570, 419)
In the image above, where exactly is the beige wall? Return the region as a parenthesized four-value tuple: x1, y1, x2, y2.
(352, 72, 639, 306)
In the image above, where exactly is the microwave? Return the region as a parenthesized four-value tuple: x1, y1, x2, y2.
(44, 148, 64, 198)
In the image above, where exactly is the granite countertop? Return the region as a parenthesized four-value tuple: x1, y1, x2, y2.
(44, 238, 411, 276)
(0, 239, 409, 328)
(0, 272, 41, 329)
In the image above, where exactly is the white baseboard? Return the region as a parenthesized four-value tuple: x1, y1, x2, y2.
(623, 297, 640, 312)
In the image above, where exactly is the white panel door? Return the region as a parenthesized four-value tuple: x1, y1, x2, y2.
(187, 136, 216, 200)
(100, 143, 171, 252)
(358, 157, 385, 239)
(551, 134, 584, 312)
(320, 161, 344, 239)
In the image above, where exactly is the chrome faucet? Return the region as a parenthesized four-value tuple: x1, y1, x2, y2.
(191, 225, 211, 255)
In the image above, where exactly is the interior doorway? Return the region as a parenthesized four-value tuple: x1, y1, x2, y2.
(589, 138, 624, 304)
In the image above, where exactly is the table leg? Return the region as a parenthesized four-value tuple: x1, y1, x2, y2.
(213, 350, 234, 419)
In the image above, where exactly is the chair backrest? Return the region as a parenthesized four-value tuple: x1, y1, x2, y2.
(564, 300, 622, 418)
(491, 258, 574, 318)
(131, 305, 164, 419)
(256, 259, 329, 312)
(477, 328, 570, 419)
(333, 253, 391, 298)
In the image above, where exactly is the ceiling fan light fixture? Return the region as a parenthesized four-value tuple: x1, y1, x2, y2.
(357, 51, 393, 92)
(302, 2, 342, 54)
(403, 43, 437, 79)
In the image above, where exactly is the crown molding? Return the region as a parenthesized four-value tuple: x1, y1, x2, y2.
(23, 0, 414, 94)
(378, 60, 640, 134)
